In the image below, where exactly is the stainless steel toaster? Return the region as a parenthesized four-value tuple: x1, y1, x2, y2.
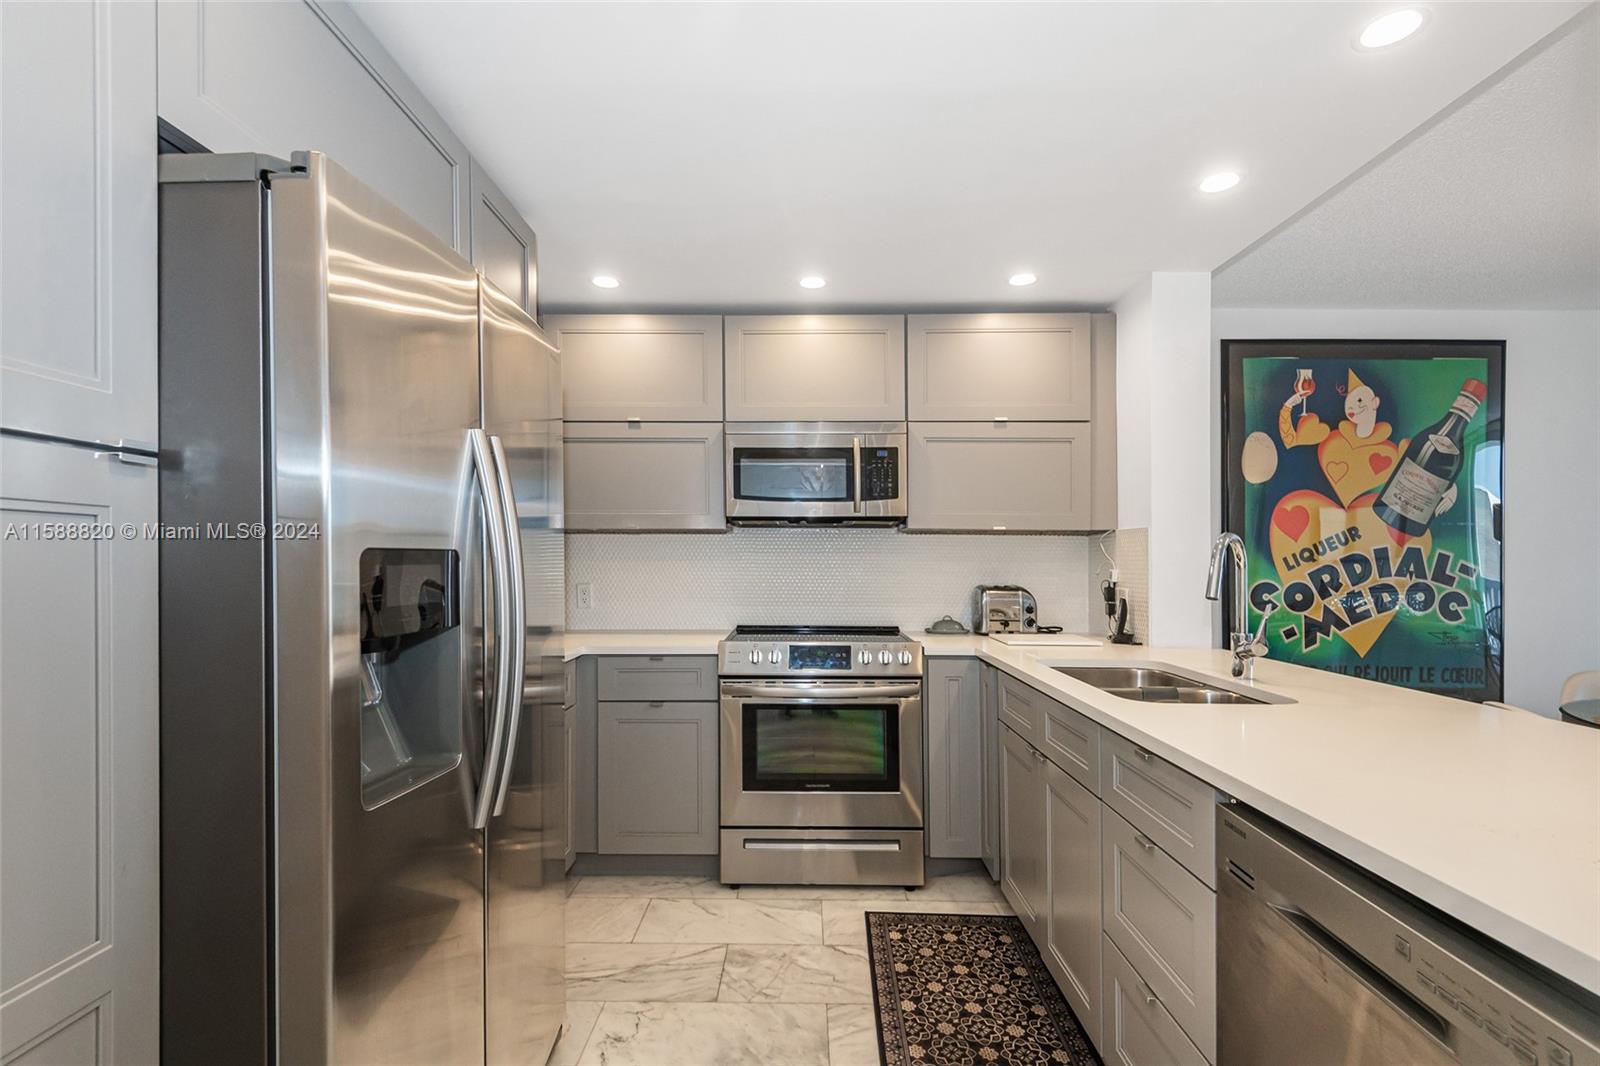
(974, 585, 1038, 634)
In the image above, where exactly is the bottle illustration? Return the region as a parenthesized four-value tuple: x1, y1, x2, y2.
(1374, 378, 1486, 537)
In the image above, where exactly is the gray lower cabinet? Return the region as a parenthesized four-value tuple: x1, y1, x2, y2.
(1, 436, 159, 1064)
(157, 0, 471, 253)
(907, 313, 1092, 421)
(563, 423, 725, 530)
(925, 659, 983, 858)
(2, 0, 158, 446)
(1102, 807, 1217, 1061)
(1100, 730, 1217, 887)
(545, 698, 572, 871)
(1043, 760, 1103, 1050)
(724, 315, 907, 421)
(573, 658, 598, 854)
(999, 725, 1048, 942)
(469, 158, 538, 317)
(598, 701, 719, 854)
(549, 315, 724, 422)
(907, 422, 1092, 531)
(597, 656, 719, 702)
(979, 664, 1001, 881)
(1100, 933, 1209, 1066)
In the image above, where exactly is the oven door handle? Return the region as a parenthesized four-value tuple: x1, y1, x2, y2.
(720, 682, 921, 700)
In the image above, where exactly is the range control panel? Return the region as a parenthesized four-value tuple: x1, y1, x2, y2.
(718, 631, 922, 678)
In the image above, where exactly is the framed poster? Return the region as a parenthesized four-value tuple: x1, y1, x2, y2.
(1221, 340, 1505, 702)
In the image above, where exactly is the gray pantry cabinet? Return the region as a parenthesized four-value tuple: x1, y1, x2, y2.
(907, 422, 1092, 531)
(907, 313, 1092, 421)
(157, 0, 473, 253)
(923, 659, 983, 858)
(724, 315, 907, 421)
(469, 159, 539, 317)
(595, 657, 720, 855)
(562, 423, 725, 531)
(548, 315, 723, 422)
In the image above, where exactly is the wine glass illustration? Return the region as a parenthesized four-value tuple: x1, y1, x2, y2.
(1294, 368, 1315, 417)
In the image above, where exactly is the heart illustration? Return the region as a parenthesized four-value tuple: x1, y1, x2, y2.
(1368, 453, 1393, 476)
(1268, 489, 1432, 657)
(1325, 460, 1350, 484)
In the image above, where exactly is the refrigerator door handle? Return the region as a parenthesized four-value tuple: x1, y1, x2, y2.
(470, 428, 514, 831)
(488, 434, 526, 817)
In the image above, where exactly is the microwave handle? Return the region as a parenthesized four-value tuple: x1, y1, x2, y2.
(852, 436, 862, 514)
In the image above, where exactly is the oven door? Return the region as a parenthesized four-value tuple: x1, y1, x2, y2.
(725, 423, 907, 522)
(719, 680, 923, 829)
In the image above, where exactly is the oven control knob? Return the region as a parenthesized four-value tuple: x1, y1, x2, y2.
(749, 650, 761, 664)
(898, 650, 913, 665)
(879, 650, 892, 665)
(768, 650, 781, 664)
(858, 650, 872, 665)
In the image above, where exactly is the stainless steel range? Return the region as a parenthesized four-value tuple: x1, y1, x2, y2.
(718, 626, 925, 888)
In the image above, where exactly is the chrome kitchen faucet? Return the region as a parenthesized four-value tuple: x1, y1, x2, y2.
(1206, 532, 1275, 679)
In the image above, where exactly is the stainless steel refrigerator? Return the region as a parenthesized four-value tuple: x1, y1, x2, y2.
(158, 151, 564, 1065)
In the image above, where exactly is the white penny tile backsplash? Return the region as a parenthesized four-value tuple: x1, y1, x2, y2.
(566, 529, 1091, 634)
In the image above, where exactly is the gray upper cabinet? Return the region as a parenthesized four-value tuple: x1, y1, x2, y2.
(2, 0, 157, 447)
(725, 315, 906, 421)
(550, 315, 724, 422)
(908, 422, 1092, 531)
(157, 0, 470, 252)
(907, 313, 1091, 421)
(563, 423, 725, 531)
(925, 659, 983, 859)
(468, 158, 538, 317)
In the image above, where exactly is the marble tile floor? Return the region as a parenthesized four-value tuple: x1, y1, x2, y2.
(549, 872, 1012, 1066)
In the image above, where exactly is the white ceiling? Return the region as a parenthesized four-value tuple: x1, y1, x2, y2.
(353, 1, 1590, 311)
(1215, 10, 1599, 310)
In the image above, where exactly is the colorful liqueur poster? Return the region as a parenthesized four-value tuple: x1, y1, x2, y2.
(1221, 341, 1505, 702)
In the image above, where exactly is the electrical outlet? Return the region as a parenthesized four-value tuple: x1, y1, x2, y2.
(575, 582, 595, 610)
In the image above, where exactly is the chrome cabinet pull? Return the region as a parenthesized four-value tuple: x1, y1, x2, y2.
(469, 428, 513, 830)
(1134, 831, 1157, 852)
(1133, 745, 1154, 762)
(490, 434, 527, 817)
(1138, 978, 1159, 1006)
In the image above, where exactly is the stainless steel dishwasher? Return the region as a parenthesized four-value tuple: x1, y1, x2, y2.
(1216, 802, 1600, 1066)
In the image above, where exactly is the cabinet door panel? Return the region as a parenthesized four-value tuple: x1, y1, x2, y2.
(550, 315, 723, 422)
(997, 672, 1043, 745)
(469, 158, 537, 316)
(563, 423, 725, 530)
(598, 702, 719, 854)
(908, 313, 1091, 421)
(725, 315, 905, 421)
(925, 659, 982, 858)
(1043, 762, 1102, 1049)
(158, 0, 468, 251)
(2, 0, 157, 445)
(908, 422, 1092, 531)
(1040, 695, 1100, 794)
(573, 658, 598, 854)
(1, 437, 157, 1064)
(980, 665, 1000, 881)
(1102, 808, 1216, 1061)
(999, 725, 1046, 942)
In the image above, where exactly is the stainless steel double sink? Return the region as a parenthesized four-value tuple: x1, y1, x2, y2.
(1052, 665, 1268, 705)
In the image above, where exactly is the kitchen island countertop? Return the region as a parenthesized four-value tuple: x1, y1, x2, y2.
(562, 629, 1600, 993)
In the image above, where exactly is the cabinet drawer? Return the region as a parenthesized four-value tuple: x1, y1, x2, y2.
(907, 313, 1091, 421)
(597, 656, 718, 702)
(907, 422, 1092, 531)
(1039, 692, 1099, 794)
(1100, 730, 1216, 887)
(1102, 808, 1216, 1061)
(549, 314, 723, 421)
(1100, 934, 1209, 1066)
(997, 672, 1044, 745)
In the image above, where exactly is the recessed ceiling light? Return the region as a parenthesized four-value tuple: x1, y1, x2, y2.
(591, 274, 619, 289)
(799, 275, 826, 289)
(1008, 272, 1038, 287)
(1199, 171, 1242, 194)
(1359, 9, 1424, 49)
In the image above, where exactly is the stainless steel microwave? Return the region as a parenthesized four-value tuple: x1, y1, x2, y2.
(725, 422, 908, 524)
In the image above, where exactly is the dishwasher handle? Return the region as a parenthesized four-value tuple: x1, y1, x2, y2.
(1268, 901, 1452, 1048)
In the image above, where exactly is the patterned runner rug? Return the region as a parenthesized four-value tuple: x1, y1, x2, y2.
(865, 910, 1100, 1066)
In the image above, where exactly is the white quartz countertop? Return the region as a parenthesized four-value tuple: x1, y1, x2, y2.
(562, 630, 1600, 993)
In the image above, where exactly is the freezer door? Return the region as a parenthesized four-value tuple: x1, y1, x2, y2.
(269, 153, 489, 1066)
(480, 276, 566, 1064)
